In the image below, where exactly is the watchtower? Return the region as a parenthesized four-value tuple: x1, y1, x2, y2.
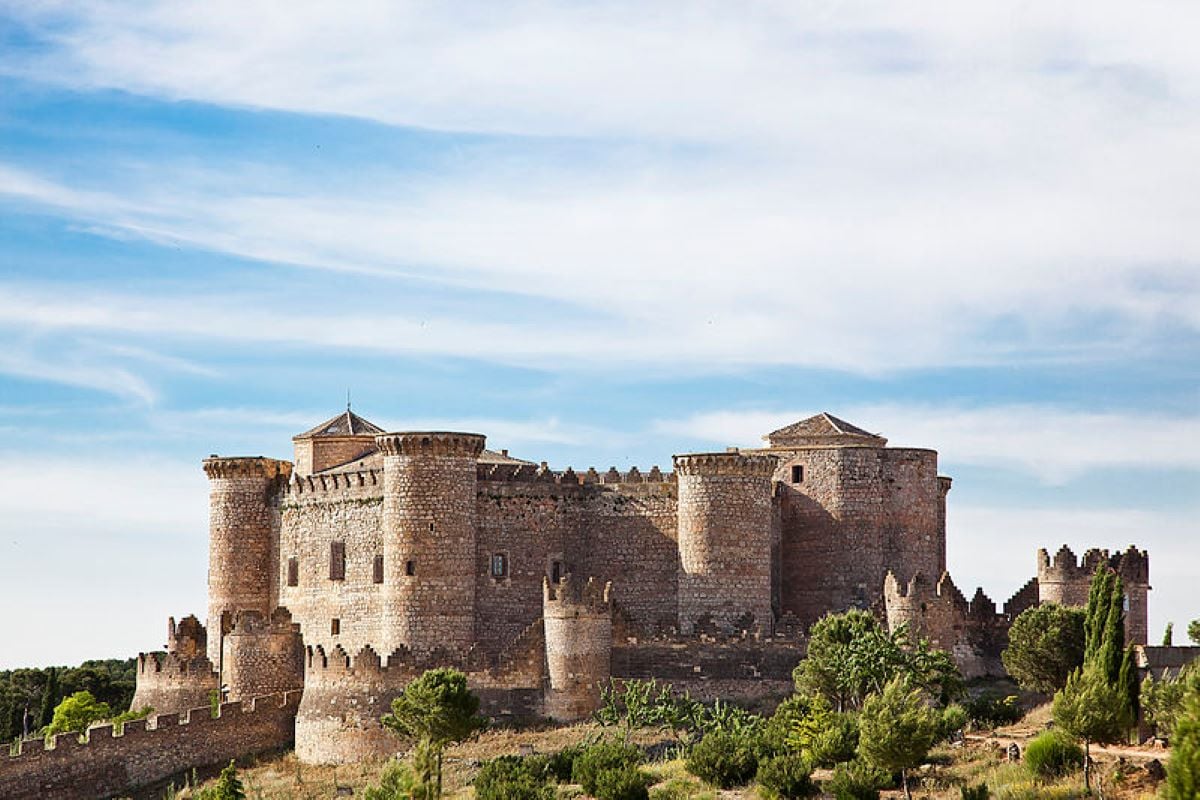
(543, 574, 612, 721)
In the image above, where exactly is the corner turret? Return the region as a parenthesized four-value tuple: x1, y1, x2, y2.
(543, 574, 613, 721)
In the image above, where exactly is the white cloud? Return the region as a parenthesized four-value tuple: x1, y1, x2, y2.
(654, 404, 1200, 483)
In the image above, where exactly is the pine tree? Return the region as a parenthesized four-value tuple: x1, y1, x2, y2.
(38, 667, 59, 730)
(1163, 622, 1174, 646)
(1166, 689, 1200, 799)
(1053, 665, 1130, 793)
(857, 676, 938, 800)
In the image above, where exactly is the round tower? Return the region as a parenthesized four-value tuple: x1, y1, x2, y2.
(543, 574, 612, 722)
(222, 607, 305, 702)
(376, 431, 486, 655)
(130, 615, 218, 715)
(203, 456, 291, 664)
(674, 452, 776, 636)
(1112, 546, 1151, 645)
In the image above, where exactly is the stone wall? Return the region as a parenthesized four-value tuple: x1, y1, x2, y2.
(0, 693, 299, 800)
(223, 608, 305, 702)
(543, 575, 612, 722)
(130, 652, 218, 718)
(611, 637, 804, 694)
(1037, 545, 1150, 644)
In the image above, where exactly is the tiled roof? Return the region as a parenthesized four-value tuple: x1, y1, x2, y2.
(763, 412, 886, 447)
(295, 410, 385, 439)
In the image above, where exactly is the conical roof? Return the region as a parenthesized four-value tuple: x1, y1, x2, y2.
(294, 410, 385, 439)
(763, 412, 886, 448)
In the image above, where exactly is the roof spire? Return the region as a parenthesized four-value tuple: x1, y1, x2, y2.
(346, 388, 351, 412)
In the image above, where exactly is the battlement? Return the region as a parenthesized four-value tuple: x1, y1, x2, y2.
(673, 452, 778, 477)
(477, 463, 676, 486)
(544, 574, 612, 613)
(1037, 544, 1150, 585)
(304, 643, 457, 678)
(166, 615, 206, 658)
(883, 570, 969, 615)
(202, 456, 292, 481)
(281, 468, 382, 501)
(375, 431, 486, 458)
(0, 692, 300, 800)
(136, 651, 215, 679)
(1003, 577, 1040, 618)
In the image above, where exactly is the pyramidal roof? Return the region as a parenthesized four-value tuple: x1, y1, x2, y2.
(763, 412, 887, 448)
(295, 409, 385, 440)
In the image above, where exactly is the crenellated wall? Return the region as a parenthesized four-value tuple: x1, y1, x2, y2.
(1037, 544, 1150, 644)
(0, 693, 299, 800)
(131, 615, 218, 715)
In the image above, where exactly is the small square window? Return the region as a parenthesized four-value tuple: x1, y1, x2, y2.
(791, 465, 804, 484)
(331, 618, 340, 635)
(491, 553, 508, 579)
(373, 554, 384, 584)
(287, 557, 299, 587)
(405, 560, 416, 577)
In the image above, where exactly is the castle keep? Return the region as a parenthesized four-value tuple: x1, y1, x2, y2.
(5, 409, 1151, 795)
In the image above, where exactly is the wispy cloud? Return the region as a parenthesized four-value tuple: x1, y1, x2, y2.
(654, 404, 1200, 483)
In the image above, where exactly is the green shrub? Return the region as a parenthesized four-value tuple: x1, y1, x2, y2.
(960, 783, 989, 800)
(826, 759, 891, 800)
(363, 759, 419, 800)
(807, 713, 858, 767)
(544, 745, 582, 783)
(573, 741, 644, 795)
(648, 777, 713, 800)
(594, 767, 651, 800)
(938, 704, 968, 742)
(1024, 731, 1083, 779)
(756, 753, 817, 799)
(475, 755, 554, 800)
(964, 693, 1022, 729)
(762, 695, 816, 755)
(195, 761, 246, 800)
(686, 731, 760, 788)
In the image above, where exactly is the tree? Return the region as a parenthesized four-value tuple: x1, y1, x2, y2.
(857, 677, 938, 800)
(45, 691, 111, 736)
(1163, 622, 1175, 646)
(1001, 603, 1086, 694)
(1143, 664, 1200, 738)
(1189, 619, 1200, 646)
(37, 667, 59, 729)
(1166, 688, 1200, 799)
(794, 610, 962, 712)
(197, 760, 247, 800)
(1053, 666, 1130, 792)
(1078, 566, 1138, 731)
(382, 668, 486, 798)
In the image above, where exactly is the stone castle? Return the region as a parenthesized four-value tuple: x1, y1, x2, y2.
(3, 410, 1154, 797)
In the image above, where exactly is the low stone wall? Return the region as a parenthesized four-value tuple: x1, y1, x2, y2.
(0, 692, 300, 800)
(612, 637, 805, 687)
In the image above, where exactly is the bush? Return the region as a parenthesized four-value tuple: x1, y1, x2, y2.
(648, 777, 713, 800)
(686, 730, 760, 788)
(363, 759, 420, 800)
(807, 713, 858, 767)
(594, 767, 651, 800)
(938, 704, 968, 742)
(475, 756, 555, 800)
(1024, 731, 1084, 779)
(826, 759, 891, 800)
(573, 741, 644, 795)
(762, 695, 816, 755)
(960, 784, 989, 800)
(756, 753, 817, 799)
(544, 745, 583, 783)
(964, 693, 1022, 729)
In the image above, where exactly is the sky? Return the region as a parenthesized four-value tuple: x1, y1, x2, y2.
(0, 1, 1197, 669)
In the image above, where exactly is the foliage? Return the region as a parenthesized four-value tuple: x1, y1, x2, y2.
(363, 759, 421, 800)
(382, 668, 486, 798)
(962, 693, 1022, 730)
(1163, 622, 1174, 646)
(960, 784, 989, 800)
(1023, 731, 1083, 779)
(593, 766, 652, 800)
(648, 777, 714, 800)
(544, 745, 583, 783)
(1189, 619, 1200, 646)
(1053, 665, 1130, 791)
(1166, 688, 1200, 799)
(0, 659, 136, 740)
(38, 667, 58, 729)
(596, 679, 762, 751)
(474, 756, 555, 800)
(1081, 567, 1138, 726)
(45, 690, 111, 736)
(572, 740, 644, 795)
(762, 695, 814, 755)
(755, 753, 817, 799)
(685, 730, 760, 788)
(196, 761, 246, 800)
(793, 610, 962, 712)
(808, 713, 859, 767)
(1141, 663, 1200, 737)
(857, 676, 938, 800)
(826, 759, 891, 800)
(937, 704, 968, 742)
(1001, 604, 1086, 694)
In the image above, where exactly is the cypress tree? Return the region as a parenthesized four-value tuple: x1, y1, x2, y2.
(38, 667, 59, 730)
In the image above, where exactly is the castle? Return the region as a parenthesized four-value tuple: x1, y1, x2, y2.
(117, 410, 1149, 765)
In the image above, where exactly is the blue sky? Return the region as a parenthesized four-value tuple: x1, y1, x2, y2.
(0, 2, 1197, 668)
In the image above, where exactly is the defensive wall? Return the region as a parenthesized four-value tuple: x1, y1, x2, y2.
(1038, 544, 1150, 645)
(0, 692, 300, 800)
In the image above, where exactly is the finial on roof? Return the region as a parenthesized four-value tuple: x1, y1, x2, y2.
(346, 388, 352, 412)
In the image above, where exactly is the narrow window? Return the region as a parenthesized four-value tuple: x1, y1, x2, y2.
(287, 557, 299, 587)
(330, 541, 346, 581)
(551, 560, 562, 584)
(791, 465, 804, 484)
(331, 618, 340, 635)
(428, 522, 435, 532)
(373, 554, 384, 584)
(491, 553, 508, 579)
(405, 560, 416, 576)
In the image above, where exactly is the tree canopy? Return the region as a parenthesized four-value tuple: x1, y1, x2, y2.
(1001, 603, 1086, 694)
(857, 676, 938, 800)
(45, 691, 111, 736)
